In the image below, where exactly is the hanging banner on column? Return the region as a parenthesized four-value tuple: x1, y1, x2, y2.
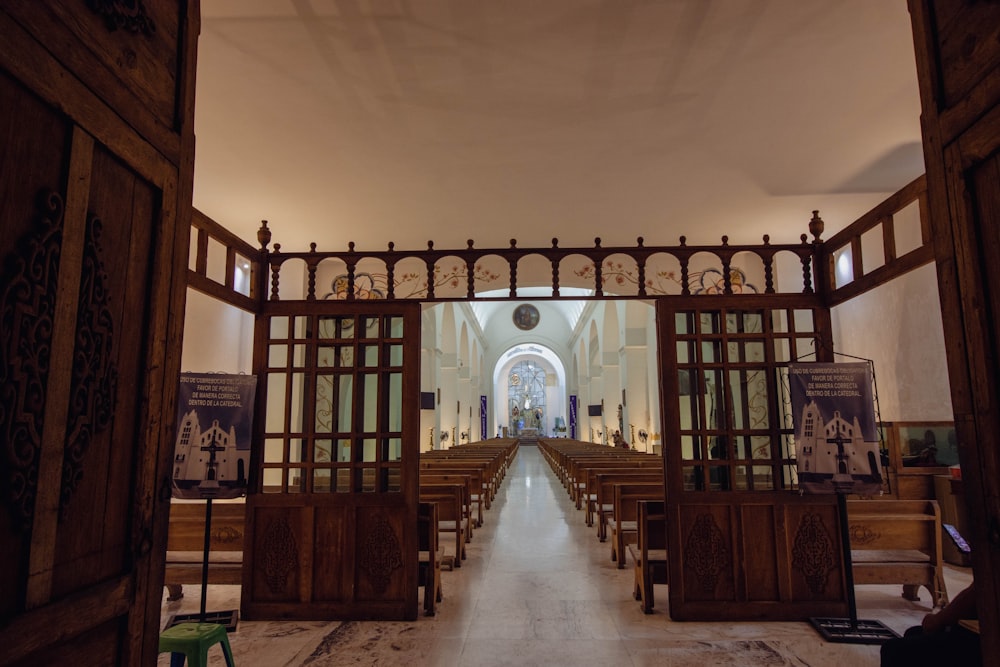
(789, 362, 883, 495)
(480, 395, 487, 440)
(569, 395, 578, 439)
(173, 373, 256, 499)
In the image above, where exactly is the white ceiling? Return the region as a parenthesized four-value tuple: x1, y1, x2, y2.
(192, 0, 924, 256)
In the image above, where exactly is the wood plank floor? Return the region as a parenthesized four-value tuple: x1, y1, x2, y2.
(158, 446, 972, 666)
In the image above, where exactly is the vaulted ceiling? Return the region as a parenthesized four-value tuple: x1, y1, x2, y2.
(193, 1, 923, 256)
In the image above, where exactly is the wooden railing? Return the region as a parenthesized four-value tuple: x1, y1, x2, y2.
(255, 231, 824, 303)
(186, 175, 934, 308)
(819, 175, 932, 307)
(187, 208, 262, 313)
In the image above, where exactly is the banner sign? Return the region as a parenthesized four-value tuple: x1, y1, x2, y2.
(569, 395, 578, 439)
(788, 362, 883, 495)
(173, 373, 256, 499)
(480, 395, 487, 441)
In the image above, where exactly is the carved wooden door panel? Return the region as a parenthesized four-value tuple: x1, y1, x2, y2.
(656, 299, 850, 621)
(0, 4, 197, 665)
(243, 302, 421, 620)
(908, 0, 1000, 653)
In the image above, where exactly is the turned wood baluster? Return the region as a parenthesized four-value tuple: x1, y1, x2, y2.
(800, 235, 813, 293)
(466, 239, 476, 299)
(306, 243, 317, 300)
(636, 237, 647, 297)
(551, 238, 560, 296)
(346, 242, 357, 301)
(762, 237, 775, 294)
(386, 242, 395, 299)
(508, 239, 518, 298)
(593, 238, 603, 296)
(270, 243, 282, 301)
(426, 240, 435, 299)
(679, 237, 690, 296)
(720, 236, 732, 294)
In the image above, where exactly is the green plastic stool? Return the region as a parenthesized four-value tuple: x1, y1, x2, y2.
(158, 622, 235, 667)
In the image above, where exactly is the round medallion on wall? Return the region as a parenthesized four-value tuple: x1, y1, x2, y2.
(512, 304, 540, 330)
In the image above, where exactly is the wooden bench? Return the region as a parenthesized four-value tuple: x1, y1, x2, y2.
(422, 471, 481, 529)
(164, 502, 245, 601)
(420, 483, 468, 568)
(626, 500, 668, 614)
(593, 471, 663, 540)
(421, 461, 492, 512)
(606, 483, 664, 568)
(847, 498, 949, 608)
(418, 501, 443, 616)
(570, 457, 659, 508)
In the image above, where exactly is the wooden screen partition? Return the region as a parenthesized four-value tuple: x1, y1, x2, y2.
(242, 302, 421, 620)
(657, 298, 850, 621)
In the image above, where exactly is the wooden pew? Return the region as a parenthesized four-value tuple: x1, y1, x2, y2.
(847, 498, 949, 608)
(422, 472, 479, 530)
(592, 471, 663, 540)
(164, 502, 245, 601)
(420, 483, 468, 568)
(607, 483, 665, 568)
(418, 501, 443, 616)
(626, 500, 668, 613)
(421, 460, 492, 511)
(575, 459, 662, 511)
(569, 456, 658, 508)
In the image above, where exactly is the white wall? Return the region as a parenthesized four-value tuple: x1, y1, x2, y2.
(830, 262, 952, 421)
(180, 289, 253, 373)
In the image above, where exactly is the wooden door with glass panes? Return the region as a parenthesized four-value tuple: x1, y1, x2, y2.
(242, 303, 420, 620)
(657, 298, 851, 621)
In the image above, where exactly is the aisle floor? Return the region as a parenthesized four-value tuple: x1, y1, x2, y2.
(159, 446, 972, 666)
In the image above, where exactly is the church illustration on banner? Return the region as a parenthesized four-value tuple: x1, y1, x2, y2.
(172, 409, 249, 498)
(796, 401, 883, 494)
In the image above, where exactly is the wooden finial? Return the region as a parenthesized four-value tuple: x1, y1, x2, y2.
(257, 220, 271, 250)
(808, 210, 825, 242)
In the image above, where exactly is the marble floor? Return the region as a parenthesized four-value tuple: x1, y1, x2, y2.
(158, 446, 972, 666)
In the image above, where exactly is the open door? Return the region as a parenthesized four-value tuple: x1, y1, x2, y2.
(656, 299, 850, 621)
(242, 302, 421, 620)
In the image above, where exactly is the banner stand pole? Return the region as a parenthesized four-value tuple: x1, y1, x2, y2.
(164, 496, 240, 632)
(788, 357, 899, 645)
(808, 490, 899, 644)
(200, 498, 213, 623)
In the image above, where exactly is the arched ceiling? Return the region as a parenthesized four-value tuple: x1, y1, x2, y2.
(193, 1, 923, 254)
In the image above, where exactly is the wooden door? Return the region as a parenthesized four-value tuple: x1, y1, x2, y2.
(0, 3, 198, 665)
(908, 0, 1000, 653)
(656, 299, 850, 621)
(243, 302, 421, 620)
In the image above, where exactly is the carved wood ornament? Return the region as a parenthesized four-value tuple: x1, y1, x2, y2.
(360, 514, 404, 594)
(61, 212, 118, 519)
(0, 191, 64, 530)
(684, 513, 731, 593)
(262, 517, 299, 593)
(1, 192, 119, 529)
(85, 0, 156, 36)
(791, 512, 836, 594)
